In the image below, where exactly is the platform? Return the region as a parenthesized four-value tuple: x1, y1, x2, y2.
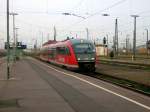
(0, 57, 150, 112)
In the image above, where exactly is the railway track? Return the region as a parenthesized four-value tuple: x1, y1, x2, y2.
(80, 71, 150, 97)
(99, 59, 150, 70)
(36, 57, 150, 97)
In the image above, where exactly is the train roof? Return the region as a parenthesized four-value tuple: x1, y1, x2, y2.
(42, 40, 57, 46)
(42, 38, 94, 48)
(69, 38, 94, 45)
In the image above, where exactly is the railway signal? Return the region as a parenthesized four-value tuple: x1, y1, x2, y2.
(103, 37, 106, 45)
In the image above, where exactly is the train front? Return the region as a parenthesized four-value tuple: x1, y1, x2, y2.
(71, 39, 96, 72)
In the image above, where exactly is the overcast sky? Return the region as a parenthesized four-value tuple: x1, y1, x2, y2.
(0, 0, 150, 48)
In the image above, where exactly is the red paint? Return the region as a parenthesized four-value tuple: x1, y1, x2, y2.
(40, 40, 78, 69)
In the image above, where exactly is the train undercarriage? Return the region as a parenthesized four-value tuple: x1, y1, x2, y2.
(78, 62, 96, 72)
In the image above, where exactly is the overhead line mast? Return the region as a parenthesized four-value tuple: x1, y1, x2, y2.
(6, 0, 10, 79)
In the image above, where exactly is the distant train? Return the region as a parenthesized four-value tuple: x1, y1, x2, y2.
(39, 38, 96, 72)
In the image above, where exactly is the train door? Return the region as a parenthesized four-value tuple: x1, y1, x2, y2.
(65, 47, 70, 65)
(49, 47, 56, 63)
(56, 47, 66, 65)
(56, 46, 70, 66)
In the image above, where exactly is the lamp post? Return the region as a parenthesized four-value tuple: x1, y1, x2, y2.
(15, 27, 19, 52)
(101, 14, 119, 57)
(145, 29, 149, 56)
(102, 14, 110, 56)
(15, 27, 19, 40)
(114, 18, 119, 56)
(126, 34, 130, 55)
(131, 15, 139, 60)
(10, 12, 18, 62)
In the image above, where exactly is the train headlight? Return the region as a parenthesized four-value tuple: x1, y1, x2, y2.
(91, 58, 95, 60)
(78, 58, 81, 60)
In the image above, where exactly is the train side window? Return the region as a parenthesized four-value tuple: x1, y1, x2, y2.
(49, 48, 56, 59)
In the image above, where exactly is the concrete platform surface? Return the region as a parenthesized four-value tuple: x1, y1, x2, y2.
(0, 57, 150, 112)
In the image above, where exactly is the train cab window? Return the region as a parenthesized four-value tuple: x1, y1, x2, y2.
(65, 47, 70, 55)
(73, 43, 95, 53)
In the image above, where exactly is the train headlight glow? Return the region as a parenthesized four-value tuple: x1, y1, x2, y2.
(80, 39, 83, 43)
(91, 58, 95, 60)
(78, 58, 81, 60)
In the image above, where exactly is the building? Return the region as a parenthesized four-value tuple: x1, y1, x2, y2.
(95, 44, 108, 56)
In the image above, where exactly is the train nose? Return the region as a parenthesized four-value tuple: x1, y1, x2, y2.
(76, 54, 95, 62)
(75, 53, 96, 72)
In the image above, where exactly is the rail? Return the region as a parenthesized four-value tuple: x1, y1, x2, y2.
(93, 72, 150, 96)
(99, 59, 150, 69)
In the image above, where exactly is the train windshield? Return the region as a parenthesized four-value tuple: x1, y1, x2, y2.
(73, 43, 95, 53)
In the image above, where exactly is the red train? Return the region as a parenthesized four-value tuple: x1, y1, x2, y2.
(40, 38, 96, 72)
